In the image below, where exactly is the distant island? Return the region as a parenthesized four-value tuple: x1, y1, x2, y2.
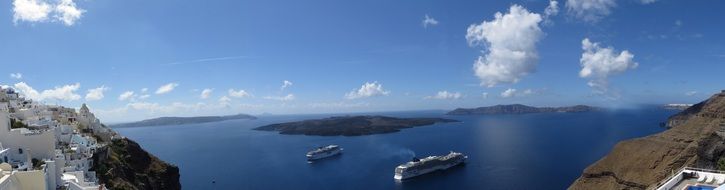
(110, 113, 257, 128)
(253, 115, 458, 136)
(447, 104, 601, 115)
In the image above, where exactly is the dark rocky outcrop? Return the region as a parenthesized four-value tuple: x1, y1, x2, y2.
(447, 104, 600, 115)
(92, 138, 181, 190)
(110, 113, 257, 128)
(254, 115, 458, 136)
(569, 92, 725, 190)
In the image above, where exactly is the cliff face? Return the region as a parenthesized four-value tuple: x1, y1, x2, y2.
(93, 138, 181, 190)
(569, 92, 725, 189)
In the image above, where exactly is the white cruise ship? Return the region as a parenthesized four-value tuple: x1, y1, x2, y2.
(394, 151, 467, 180)
(306, 145, 343, 161)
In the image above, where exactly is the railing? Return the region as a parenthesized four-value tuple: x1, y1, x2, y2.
(651, 167, 725, 190)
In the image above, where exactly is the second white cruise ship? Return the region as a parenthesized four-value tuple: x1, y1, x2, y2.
(306, 145, 343, 161)
(394, 151, 467, 180)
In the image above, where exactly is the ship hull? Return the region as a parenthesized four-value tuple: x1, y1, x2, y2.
(394, 156, 466, 180)
(306, 148, 342, 161)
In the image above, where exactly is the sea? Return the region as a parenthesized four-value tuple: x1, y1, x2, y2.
(114, 107, 678, 190)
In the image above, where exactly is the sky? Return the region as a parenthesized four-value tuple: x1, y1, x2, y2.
(1, 0, 724, 123)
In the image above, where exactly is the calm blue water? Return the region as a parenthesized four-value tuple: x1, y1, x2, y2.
(115, 107, 678, 190)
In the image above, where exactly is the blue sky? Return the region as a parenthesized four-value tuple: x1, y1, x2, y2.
(1, 0, 724, 122)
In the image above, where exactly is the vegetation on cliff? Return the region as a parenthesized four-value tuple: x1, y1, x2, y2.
(93, 138, 181, 190)
(254, 115, 458, 136)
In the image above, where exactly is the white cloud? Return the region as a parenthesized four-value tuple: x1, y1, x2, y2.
(466, 5, 543, 87)
(579, 38, 638, 95)
(218, 96, 232, 107)
(264, 94, 295, 101)
(309, 102, 369, 109)
(345, 81, 390, 99)
(140, 88, 148, 93)
(482, 92, 489, 99)
(118, 91, 135, 101)
(500, 88, 536, 98)
(13, 82, 81, 101)
(155, 83, 178, 95)
(543, 0, 559, 24)
(12, 0, 51, 24)
(138, 94, 150, 100)
(228, 89, 251, 98)
(34, 83, 81, 101)
(218, 96, 232, 102)
(544, 0, 560, 18)
(281, 80, 293, 91)
(85, 85, 109, 101)
(685, 91, 697, 96)
(422, 14, 439, 28)
(200, 88, 213, 99)
(425, 91, 462, 100)
(565, 0, 616, 22)
(640, 0, 658, 4)
(501, 88, 518, 98)
(54, 0, 85, 26)
(12, 0, 85, 26)
(9, 73, 23, 79)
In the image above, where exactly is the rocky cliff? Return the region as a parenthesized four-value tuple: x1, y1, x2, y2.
(92, 138, 181, 190)
(569, 92, 725, 189)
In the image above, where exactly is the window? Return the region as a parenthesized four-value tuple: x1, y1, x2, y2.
(18, 148, 22, 154)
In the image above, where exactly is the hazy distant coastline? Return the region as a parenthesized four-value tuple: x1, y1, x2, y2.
(110, 114, 257, 128)
(447, 104, 601, 115)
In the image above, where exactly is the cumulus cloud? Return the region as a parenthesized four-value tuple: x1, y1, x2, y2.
(54, 0, 84, 26)
(118, 91, 135, 101)
(228, 89, 251, 98)
(422, 14, 439, 28)
(466, 5, 543, 87)
(12, 0, 85, 26)
(500, 88, 536, 98)
(579, 38, 638, 96)
(501, 88, 518, 98)
(345, 81, 390, 99)
(200, 88, 213, 99)
(565, 0, 616, 22)
(543, 0, 559, 24)
(425, 91, 463, 100)
(85, 85, 109, 101)
(281, 80, 293, 91)
(140, 88, 148, 93)
(264, 94, 295, 101)
(9, 73, 23, 79)
(218, 96, 232, 106)
(309, 102, 369, 109)
(685, 91, 697, 96)
(13, 82, 81, 101)
(155, 83, 178, 95)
